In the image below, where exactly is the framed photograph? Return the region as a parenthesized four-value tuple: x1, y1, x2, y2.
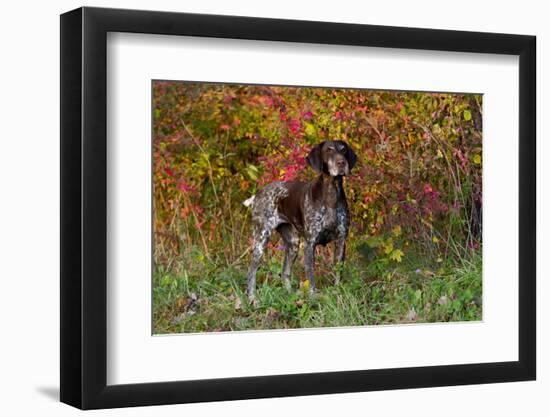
(60, 6, 536, 409)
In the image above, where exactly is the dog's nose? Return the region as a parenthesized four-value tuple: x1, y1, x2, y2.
(336, 159, 346, 168)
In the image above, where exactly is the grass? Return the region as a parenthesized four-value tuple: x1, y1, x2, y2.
(152, 244, 482, 334)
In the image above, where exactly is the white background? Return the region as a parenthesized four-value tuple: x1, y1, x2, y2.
(0, 0, 546, 416)
(108, 34, 518, 384)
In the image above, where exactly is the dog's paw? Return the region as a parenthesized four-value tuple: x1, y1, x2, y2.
(283, 280, 292, 292)
(247, 296, 259, 308)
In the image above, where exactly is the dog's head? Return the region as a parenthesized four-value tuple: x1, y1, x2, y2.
(306, 140, 357, 176)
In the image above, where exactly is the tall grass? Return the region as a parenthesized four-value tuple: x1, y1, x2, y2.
(153, 244, 481, 333)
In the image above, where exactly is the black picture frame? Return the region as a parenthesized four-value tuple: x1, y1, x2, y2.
(60, 6, 536, 410)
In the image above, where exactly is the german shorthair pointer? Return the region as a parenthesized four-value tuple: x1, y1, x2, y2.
(244, 140, 357, 301)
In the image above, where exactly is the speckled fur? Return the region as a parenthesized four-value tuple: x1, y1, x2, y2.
(246, 182, 292, 300)
(245, 141, 357, 301)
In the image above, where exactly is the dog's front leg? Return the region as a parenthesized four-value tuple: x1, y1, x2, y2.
(333, 238, 346, 285)
(304, 241, 317, 292)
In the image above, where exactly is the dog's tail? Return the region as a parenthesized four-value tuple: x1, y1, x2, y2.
(242, 195, 255, 208)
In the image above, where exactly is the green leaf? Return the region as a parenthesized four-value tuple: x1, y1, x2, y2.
(463, 109, 472, 121)
(246, 164, 260, 180)
(365, 236, 382, 248)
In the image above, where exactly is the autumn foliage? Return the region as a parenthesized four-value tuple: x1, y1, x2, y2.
(153, 81, 482, 270)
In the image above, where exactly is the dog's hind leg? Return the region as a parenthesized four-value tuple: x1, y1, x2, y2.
(246, 224, 273, 302)
(278, 224, 300, 291)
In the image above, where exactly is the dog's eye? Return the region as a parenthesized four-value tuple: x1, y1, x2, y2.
(327, 147, 335, 152)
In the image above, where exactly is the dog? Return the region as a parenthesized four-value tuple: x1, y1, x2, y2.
(244, 140, 357, 301)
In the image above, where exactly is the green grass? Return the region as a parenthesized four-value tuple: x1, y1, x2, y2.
(152, 246, 482, 334)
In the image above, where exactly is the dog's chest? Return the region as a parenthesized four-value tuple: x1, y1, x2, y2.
(308, 203, 349, 245)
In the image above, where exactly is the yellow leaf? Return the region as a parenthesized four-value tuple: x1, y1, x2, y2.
(304, 123, 316, 136)
(473, 154, 482, 165)
(389, 249, 404, 262)
(392, 225, 402, 236)
(383, 239, 394, 255)
(432, 236, 439, 243)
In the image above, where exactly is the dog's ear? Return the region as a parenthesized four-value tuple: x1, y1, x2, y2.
(306, 142, 325, 173)
(345, 144, 358, 171)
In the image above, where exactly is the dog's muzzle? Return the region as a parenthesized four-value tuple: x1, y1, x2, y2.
(328, 158, 349, 176)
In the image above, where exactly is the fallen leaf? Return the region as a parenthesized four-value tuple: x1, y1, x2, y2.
(174, 296, 189, 311)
